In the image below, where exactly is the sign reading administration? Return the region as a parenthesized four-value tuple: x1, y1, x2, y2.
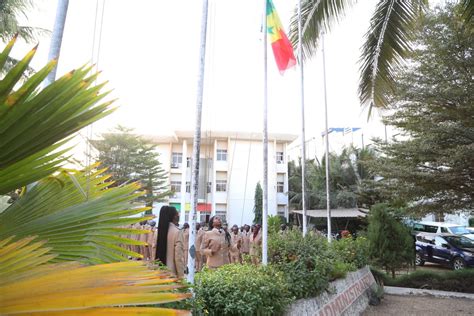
(317, 269, 376, 316)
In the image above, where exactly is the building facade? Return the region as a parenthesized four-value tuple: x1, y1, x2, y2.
(149, 131, 297, 227)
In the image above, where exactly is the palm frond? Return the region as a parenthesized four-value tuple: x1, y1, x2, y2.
(0, 36, 116, 195)
(0, 237, 191, 315)
(289, 0, 357, 60)
(460, 0, 473, 22)
(0, 167, 151, 263)
(359, 0, 427, 112)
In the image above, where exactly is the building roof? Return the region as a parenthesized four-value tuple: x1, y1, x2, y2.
(145, 130, 298, 144)
(292, 208, 369, 218)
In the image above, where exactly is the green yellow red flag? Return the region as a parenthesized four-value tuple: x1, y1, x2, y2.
(266, 0, 296, 74)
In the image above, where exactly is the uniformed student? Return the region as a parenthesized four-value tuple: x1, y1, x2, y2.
(229, 224, 243, 263)
(156, 206, 185, 278)
(195, 222, 205, 271)
(139, 220, 151, 260)
(241, 224, 251, 256)
(146, 220, 157, 261)
(249, 224, 262, 265)
(202, 216, 230, 269)
(182, 222, 189, 266)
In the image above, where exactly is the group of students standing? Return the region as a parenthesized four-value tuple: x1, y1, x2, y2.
(154, 206, 262, 278)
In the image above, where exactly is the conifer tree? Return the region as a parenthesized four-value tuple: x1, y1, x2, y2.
(253, 182, 263, 224)
(368, 204, 414, 278)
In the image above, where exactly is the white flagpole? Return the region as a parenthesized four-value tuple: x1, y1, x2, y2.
(44, 0, 69, 87)
(322, 32, 332, 242)
(188, 0, 209, 283)
(262, 0, 269, 266)
(298, 0, 307, 236)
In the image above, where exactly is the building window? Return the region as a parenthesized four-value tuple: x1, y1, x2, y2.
(171, 153, 183, 168)
(186, 157, 191, 168)
(216, 210, 227, 223)
(200, 213, 210, 224)
(216, 180, 227, 192)
(277, 181, 284, 193)
(276, 152, 284, 164)
(216, 149, 227, 161)
(207, 182, 212, 193)
(186, 181, 191, 193)
(170, 181, 181, 192)
(277, 208, 285, 217)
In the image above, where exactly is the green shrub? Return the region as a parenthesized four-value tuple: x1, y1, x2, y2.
(268, 230, 370, 299)
(371, 268, 474, 293)
(469, 217, 474, 227)
(194, 264, 291, 316)
(329, 261, 351, 280)
(268, 215, 283, 234)
(368, 203, 414, 278)
(268, 229, 333, 299)
(330, 237, 370, 270)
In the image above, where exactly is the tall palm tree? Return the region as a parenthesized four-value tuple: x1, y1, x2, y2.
(0, 0, 49, 76)
(289, 0, 472, 113)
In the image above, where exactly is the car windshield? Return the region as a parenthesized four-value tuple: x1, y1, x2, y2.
(445, 236, 474, 248)
(449, 226, 471, 234)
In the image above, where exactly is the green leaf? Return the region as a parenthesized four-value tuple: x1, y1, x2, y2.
(359, 0, 427, 111)
(0, 168, 151, 263)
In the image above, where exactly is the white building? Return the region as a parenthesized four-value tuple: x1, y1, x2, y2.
(148, 131, 297, 226)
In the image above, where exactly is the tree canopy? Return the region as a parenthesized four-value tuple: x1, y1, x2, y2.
(369, 3, 473, 217)
(253, 182, 263, 224)
(288, 146, 378, 210)
(91, 125, 170, 211)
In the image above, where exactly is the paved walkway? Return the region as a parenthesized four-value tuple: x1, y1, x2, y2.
(363, 294, 474, 316)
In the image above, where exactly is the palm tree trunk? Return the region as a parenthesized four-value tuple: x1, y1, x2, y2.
(44, 0, 69, 87)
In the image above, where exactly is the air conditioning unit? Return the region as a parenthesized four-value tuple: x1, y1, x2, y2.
(171, 163, 179, 169)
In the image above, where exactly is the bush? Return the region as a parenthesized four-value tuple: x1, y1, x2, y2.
(268, 229, 333, 299)
(194, 264, 291, 316)
(331, 236, 370, 270)
(371, 268, 474, 293)
(469, 217, 474, 227)
(268, 215, 282, 234)
(268, 230, 371, 299)
(368, 204, 414, 278)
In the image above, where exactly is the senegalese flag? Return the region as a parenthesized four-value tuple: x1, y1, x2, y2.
(266, 0, 296, 74)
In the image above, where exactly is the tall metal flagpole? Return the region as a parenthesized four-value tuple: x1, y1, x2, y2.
(298, 0, 307, 236)
(262, 0, 269, 266)
(188, 0, 209, 283)
(44, 0, 69, 87)
(322, 32, 332, 242)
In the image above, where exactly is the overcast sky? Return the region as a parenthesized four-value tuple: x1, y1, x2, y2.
(13, 0, 398, 156)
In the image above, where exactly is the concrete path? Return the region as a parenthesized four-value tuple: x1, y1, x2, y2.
(363, 294, 474, 316)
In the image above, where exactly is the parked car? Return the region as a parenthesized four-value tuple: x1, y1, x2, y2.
(415, 233, 474, 270)
(411, 221, 474, 240)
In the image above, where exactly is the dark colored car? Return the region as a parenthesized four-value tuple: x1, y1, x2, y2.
(415, 233, 474, 270)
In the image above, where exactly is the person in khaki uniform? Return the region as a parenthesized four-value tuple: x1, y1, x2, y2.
(229, 225, 243, 263)
(139, 220, 151, 260)
(156, 206, 185, 278)
(250, 224, 262, 265)
(182, 223, 189, 266)
(202, 216, 230, 269)
(146, 220, 157, 261)
(241, 224, 251, 255)
(195, 223, 205, 271)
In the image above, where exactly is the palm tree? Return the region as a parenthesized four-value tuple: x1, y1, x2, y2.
(0, 0, 48, 43)
(0, 0, 49, 76)
(289, 0, 473, 113)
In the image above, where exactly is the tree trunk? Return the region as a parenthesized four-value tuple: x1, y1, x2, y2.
(44, 0, 69, 87)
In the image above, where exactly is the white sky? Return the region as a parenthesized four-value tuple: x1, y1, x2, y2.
(13, 0, 395, 156)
